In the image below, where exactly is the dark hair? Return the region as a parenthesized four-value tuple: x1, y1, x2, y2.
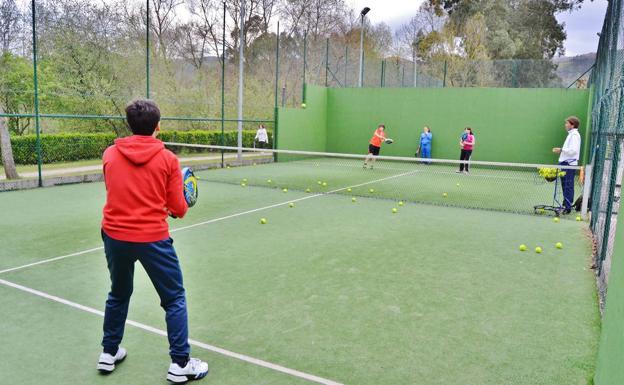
(378, 124, 385, 129)
(465, 127, 473, 135)
(566, 116, 580, 128)
(125, 100, 161, 136)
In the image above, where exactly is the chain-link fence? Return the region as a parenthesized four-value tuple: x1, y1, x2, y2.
(587, 0, 624, 293)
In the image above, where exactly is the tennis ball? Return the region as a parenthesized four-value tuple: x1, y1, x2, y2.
(443, 192, 448, 197)
(535, 247, 543, 254)
(306, 188, 311, 193)
(282, 188, 288, 193)
(519, 244, 527, 251)
(241, 182, 246, 187)
(267, 179, 272, 184)
(456, 183, 460, 187)
(226, 165, 231, 169)
(576, 216, 582, 221)
(369, 188, 375, 193)
(392, 208, 398, 213)
(260, 218, 267, 224)
(399, 201, 404, 206)
(289, 202, 295, 208)
(243, 178, 247, 182)
(553, 217, 560, 223)
(351, 197, 357, 202)
(317, 180, 322, 185)
(322, 182, 327, 187)
(347, 188, 352, 192)
(556, 242, 563, 249)
(301, 103, 307, 108)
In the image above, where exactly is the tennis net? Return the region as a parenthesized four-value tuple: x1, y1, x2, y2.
(165, 142, 584, 216)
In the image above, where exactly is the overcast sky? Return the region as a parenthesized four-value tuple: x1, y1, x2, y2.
(348, 0, 608, 57)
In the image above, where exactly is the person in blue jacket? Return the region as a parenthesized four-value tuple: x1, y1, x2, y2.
(418, 126, 432, 164)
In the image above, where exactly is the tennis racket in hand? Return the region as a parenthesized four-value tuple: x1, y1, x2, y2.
(182, 167, 198, 207)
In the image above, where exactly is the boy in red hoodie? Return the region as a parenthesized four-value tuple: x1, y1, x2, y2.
(97, 100, 208, 384)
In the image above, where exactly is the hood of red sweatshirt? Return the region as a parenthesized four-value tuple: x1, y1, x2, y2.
(114, 135, 165, 165)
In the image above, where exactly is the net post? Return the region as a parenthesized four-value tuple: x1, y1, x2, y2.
(582, 164, 592, 218)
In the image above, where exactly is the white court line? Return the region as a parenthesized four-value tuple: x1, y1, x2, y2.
(0, 170, 416, 275)
(0, 278, 343, 385)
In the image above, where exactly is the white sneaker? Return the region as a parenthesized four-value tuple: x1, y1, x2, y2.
(97, 347, 127, 373)
(167, 358, 209, 383)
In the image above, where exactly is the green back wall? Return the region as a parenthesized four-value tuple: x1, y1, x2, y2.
(325, 87, 590, 164)
(277, 86, 327, 152)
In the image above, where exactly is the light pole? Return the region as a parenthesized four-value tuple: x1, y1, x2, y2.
(358, 6, 370, 88)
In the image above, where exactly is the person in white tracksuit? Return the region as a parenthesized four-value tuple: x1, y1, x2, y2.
(254, 124, 269, 149)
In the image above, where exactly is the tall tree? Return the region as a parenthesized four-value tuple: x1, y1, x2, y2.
(0, 0, 20, 53)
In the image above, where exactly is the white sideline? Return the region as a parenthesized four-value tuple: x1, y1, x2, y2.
(0, 278, 343, 385)
(0, 170, 415, 275)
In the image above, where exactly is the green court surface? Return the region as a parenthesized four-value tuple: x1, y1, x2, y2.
(0, 160, 598, 385)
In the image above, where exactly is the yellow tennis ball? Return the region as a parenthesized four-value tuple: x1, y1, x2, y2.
(399, 201, 404, 206)
(289, 202, 295, 208)
(519, 244, 527, 251)
(369, 188, 375, 193)
(260, 218, 267, 224)
(306, 188, 311, 193)
(576, 216, 582, 221)
(351, 197, 356, 202)
(243, 178, 247, 183)
(443, 192, 448, 197)
(556, 242, 563, 249)
(226, 165, 231, 169)
(553, 217, 560, 223)
(456, 183, 460, 187)
(347, 188, 352, 192)
(317, 181, 322, 185)
(535, 247, 543, 254)
(241, 182, 246, 187)
(267, 179, 272, 184)
(322, 182, 327, 187)
(282, 188, 288, 193)
(301, 103, 307, 108)
(392, 208, 398, 213)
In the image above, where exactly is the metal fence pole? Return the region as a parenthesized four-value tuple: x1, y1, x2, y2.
(443, 60, 447, 87)
(274, 22, 280, 162)
(220, 1, 226, 168)
(31, 0, 42, 187)
(146, 0, 150, 98)
(344, 45, 348, 87)
(325, 38, 329, 87)
(236, 0, 245, 160)
(302, 32, 307, 103)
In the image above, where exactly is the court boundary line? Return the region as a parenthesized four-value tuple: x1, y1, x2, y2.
(0, 278, 343, 385)
(0, 170, 415, 275)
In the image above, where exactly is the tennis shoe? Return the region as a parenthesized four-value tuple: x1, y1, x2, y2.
(167, 358, 209, 383)
(97, 347, 127, 373)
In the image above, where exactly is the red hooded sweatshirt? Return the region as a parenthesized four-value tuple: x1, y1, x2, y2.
(102, 135, 188, 242)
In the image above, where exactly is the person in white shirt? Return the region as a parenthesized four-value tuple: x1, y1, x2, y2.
(552, 116, 581, 214)
(254, 124, 269, 149)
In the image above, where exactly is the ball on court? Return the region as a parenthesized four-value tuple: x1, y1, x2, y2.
(243, 178, 247, 183)
(456, 183, 460, 187)
(519, 244, 527, 251)
(241, 182, 246, 187)
(260, 218, 267, 224)
(322, 182, 327, 187)
(576, 216, 582, 221)
(289, 202, 295, 208)
(301, 103, 307, 108)
(306, 188, 311, 193)
(351, 197, 357, 202)
(535, 247, 543, 254)
(443, 192, 448, 197)
(556, 242, 563, 249)
(267, 179, 272, 184)
(317, 180, 322, 185)
(553, 217, 560, 223)
(369, 188, 375, 193)
(282, 188, 288, 193)
(347, 188, 352, 192)
(392, 208, 398, 213)
(226, 165, 231, 169)
(398, 201, 404, 206)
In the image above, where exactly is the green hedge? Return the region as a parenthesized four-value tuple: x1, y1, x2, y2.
(5, 130, 272, 165)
